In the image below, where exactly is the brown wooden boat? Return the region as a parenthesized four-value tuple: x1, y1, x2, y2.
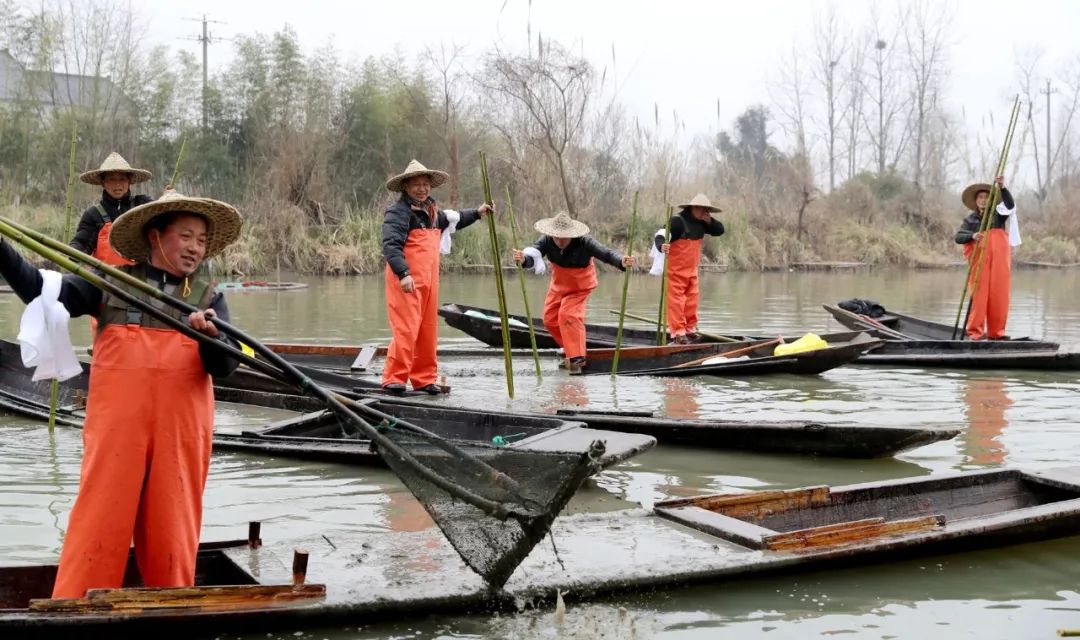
(5, 467, 1080, 635)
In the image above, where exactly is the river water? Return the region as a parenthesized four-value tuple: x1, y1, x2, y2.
(2, 267, 1080, 639)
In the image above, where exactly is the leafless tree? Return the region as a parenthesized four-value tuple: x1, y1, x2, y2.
(481, 38, 594, 216)
(811, 8, 848, 192)
(771, 43, 811, 160)
(861, 5, 909, 176)
(843, 34, 867, 181)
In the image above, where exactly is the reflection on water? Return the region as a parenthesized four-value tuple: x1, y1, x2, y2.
(3, 269, 1080, 638)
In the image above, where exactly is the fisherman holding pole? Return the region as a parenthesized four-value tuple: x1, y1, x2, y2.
(380, 160, 493, 394)
(0, 189, 242, 598)
(651, 194, 725, 344)
(512, 212, 634, 370)
(954, 175, 1020, 340)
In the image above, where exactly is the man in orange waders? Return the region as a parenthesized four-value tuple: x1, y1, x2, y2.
(70, 152, 153, 265)
(381, 160, 493, 394)
(0, 189, 243, 598)
(955, 176, 1020, 340)
(653, 194, 724, 344)
(512, 212, 633, 369)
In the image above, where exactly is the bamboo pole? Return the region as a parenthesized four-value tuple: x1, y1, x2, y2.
(612, 191, 639, 375)
(656, 206, 674, 345)
(479, 152, 514, 397)
(169, 135, 188, 188)
(48, 123, 78, 432)
(504, 185, 542, 379)
(951, 95, 1021, 339)
(606, 309, 740, 343)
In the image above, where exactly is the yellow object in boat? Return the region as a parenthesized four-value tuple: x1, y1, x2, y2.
(773, 333, 828, 356)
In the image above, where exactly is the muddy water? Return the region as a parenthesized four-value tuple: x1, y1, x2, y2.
(2, 267, 1080, 638)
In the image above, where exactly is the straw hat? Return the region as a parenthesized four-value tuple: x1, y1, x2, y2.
(109, 189, 243, 262)
(385, 159, 450, 192)
(534, 212, 589, 238)
(677, 193, 722, 213)
(961, 183, 992, 211)
(79, 152, 152, 186)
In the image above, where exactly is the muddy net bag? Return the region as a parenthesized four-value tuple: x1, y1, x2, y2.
(342, 402, 604, 588)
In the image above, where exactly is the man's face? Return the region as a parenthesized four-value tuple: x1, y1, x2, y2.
(102, 172, 132, 200)
(975, 190, 989, 211)
(553, 237, 572, 249)
(690, 206, 712, 221)
(404, 176, 432, 202)
(149, 214, 208, 276)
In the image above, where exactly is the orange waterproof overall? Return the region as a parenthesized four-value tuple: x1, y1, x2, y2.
(382, 226, 442, 389)
(543, 262, 598, 360)
(665, 238, 703, 337)
(963, 227, 1011, 340)
(89, 217, 135, 335)
(52, 292, 214, 598)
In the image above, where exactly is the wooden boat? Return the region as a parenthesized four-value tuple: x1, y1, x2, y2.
(0, 340, 654, 469)
(823, 304, 1080, 370)
(576, 332, 881, 377)
(5, 467, 1080, 635)
(215, 280, 309, 292)
(217, 388, 959, 459)
(439, 302, 665, 349)
(256, 341, 562, 373)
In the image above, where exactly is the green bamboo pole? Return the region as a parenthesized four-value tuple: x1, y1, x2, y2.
(48, 123, 78, 432)
(505, 185, 542, 379)
(0, 216, 540, 523)
(656, 205, 674, 345)
(479, 152, 514, 397)
(169, 134, 188, 188)
(951, 95, 1021, 339)
(611, 191, 639, 375)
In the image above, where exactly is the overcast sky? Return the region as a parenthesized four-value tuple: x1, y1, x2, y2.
(132, 0, 1080, 186)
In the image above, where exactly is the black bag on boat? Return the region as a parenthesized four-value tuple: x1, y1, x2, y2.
(838, 298, 887, 318)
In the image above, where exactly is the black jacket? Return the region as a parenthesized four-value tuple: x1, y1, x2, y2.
(955, 188, 1015, 244)
(654, 208, 725, 250)
(523, 235, 626, 271)
(0, 240, 238, 378)
(70, 191, 153, 255)
(381, 194, 480, 279)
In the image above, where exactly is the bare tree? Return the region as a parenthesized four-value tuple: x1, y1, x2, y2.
(481, 38, 594, 216)
(862, 4, 909, 176)
(811, 8, 848, 192)
(901, 0, 951, 216)
(771, 43, 811, 161)
(843, 34, 867, 181)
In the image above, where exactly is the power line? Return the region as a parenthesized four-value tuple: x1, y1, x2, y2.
(181, 14, 228, 130)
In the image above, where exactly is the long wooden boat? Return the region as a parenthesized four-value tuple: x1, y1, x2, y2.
(0, 341, 654, 469)
(577, 332, 881, 377)
(217, 388, 959, 459)
(5, 467, 1080, 635)
(439, 302, 671, 348)
(823, 304, 1080, 370)
(256, 341, 562, 373)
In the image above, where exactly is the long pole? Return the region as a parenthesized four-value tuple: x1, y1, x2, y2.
(951, 95, 1021, 339)
(612, 191, 638, 375)
(505, 185, 542, 379)
(48, 123, 78, 432)
(479, 152, 514, 397)
(656, 205, 674, 345)
(169, 135, 188, 188)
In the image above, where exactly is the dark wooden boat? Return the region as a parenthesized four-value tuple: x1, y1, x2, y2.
(257, 341, 562, 373)
(218, 388, 959, 459)
(216, 280, 309, 292)
(823, 304, 1080, 370)
(439, 302, 663, 349)
(0, 340, 654, 468)
(6, 467, 1080, 635)
(577, 332, 881, 377)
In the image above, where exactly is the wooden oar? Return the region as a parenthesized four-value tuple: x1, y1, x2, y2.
(853, 314, 913, 341)
(671, 338, 784, 369)
(607, 309, 740, 343)
(479, 151, 514, 397)
(504, 185, 541, 379)
(951, 95, 1021, 339)
(656, 205, 674, 345)
(612, 190, 639, 375)
(48, 123, 79, 433)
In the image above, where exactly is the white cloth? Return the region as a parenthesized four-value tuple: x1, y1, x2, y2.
(17, 270, 82, 382)
(996, 201, 1022, 247)
(522, 247, 546, 275)
(439, 209, 460, 255)
(649, 228, 666, 276)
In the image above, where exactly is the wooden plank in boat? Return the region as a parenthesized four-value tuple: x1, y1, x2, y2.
(29, 583, 325, 612)
(762, 514, 946, 551)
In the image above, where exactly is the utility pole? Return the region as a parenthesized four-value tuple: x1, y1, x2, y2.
(182, 15, 226, 130)
(1041, 79, 1057, 195)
